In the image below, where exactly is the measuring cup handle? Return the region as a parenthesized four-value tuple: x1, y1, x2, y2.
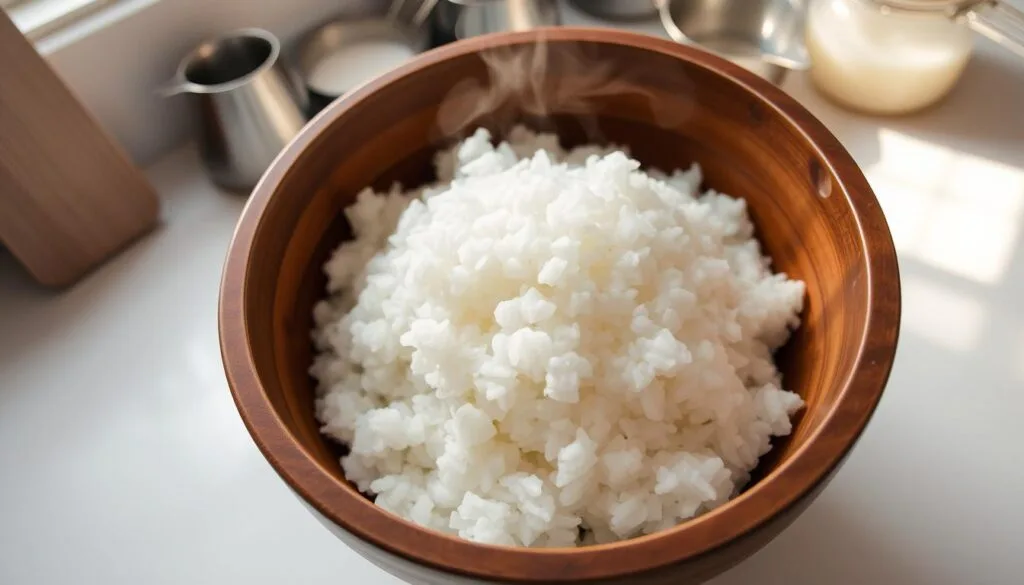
(962, 0, 1024, 59)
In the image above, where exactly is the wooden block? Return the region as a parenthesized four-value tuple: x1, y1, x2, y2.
(0, 10, 160, 288)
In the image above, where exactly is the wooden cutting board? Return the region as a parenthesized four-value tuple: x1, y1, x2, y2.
(0, 10, 160, 288)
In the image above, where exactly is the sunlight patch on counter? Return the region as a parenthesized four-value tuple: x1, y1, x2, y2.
(868, 129, 1024, 285)
(900, 275, 986, 353)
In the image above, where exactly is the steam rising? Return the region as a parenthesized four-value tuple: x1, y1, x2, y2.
(435, 32, 695, 143)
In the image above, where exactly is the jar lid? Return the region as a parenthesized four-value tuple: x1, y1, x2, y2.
(865, 0, 977, 15)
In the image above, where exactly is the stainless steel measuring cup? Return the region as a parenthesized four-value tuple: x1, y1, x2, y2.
(161, 28, 308, 193)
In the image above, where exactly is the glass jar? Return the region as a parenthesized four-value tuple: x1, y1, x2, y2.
(806, 0, 976, 115)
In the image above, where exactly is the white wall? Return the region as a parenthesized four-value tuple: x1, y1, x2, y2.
(39, 0, 353, 165)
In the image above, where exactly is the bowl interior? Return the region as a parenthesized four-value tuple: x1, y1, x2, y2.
(225, 30, 896, 582)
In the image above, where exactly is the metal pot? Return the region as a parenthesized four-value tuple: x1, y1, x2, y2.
(568, 0, 659, 22)
(434, 0, 561, 41)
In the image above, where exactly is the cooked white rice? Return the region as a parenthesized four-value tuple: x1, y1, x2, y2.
(310, 126, 806, 548)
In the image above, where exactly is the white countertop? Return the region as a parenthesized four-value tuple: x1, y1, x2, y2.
(3, 26, 1024, 585)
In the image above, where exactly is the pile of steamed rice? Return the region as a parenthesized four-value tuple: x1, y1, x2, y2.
(310, 126, 806, 548)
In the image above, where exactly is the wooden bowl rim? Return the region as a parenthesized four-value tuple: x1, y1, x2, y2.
(220, 27, 901, 582)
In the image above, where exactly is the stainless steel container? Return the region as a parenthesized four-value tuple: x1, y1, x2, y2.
(435, 0, 561, 40)
(161, 28, 308, 193)
(657, 0, 810, 85)
(568, 0, 658, 22)
(296, 17, 429, 116)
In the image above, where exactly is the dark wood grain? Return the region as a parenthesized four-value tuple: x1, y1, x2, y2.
(219, 28, 900, 584)
(0, 11, 160, 288)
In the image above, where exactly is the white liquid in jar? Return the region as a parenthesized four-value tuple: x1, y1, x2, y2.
(308, 40, 415, 96)
(805, 0, 974, 115)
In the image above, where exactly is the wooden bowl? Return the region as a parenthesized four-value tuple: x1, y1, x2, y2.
(220, 28, 900, 584)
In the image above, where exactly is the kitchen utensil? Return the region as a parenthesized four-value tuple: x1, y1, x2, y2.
(296, 17, 429, 116)
(161, 28, 308, 193)
(806, 0, 1024, 115)
(657, 0, 810, 84)
(434, 0, 561, 41)
(219, 27, 900, 585)
(568, 0, 659, 21)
